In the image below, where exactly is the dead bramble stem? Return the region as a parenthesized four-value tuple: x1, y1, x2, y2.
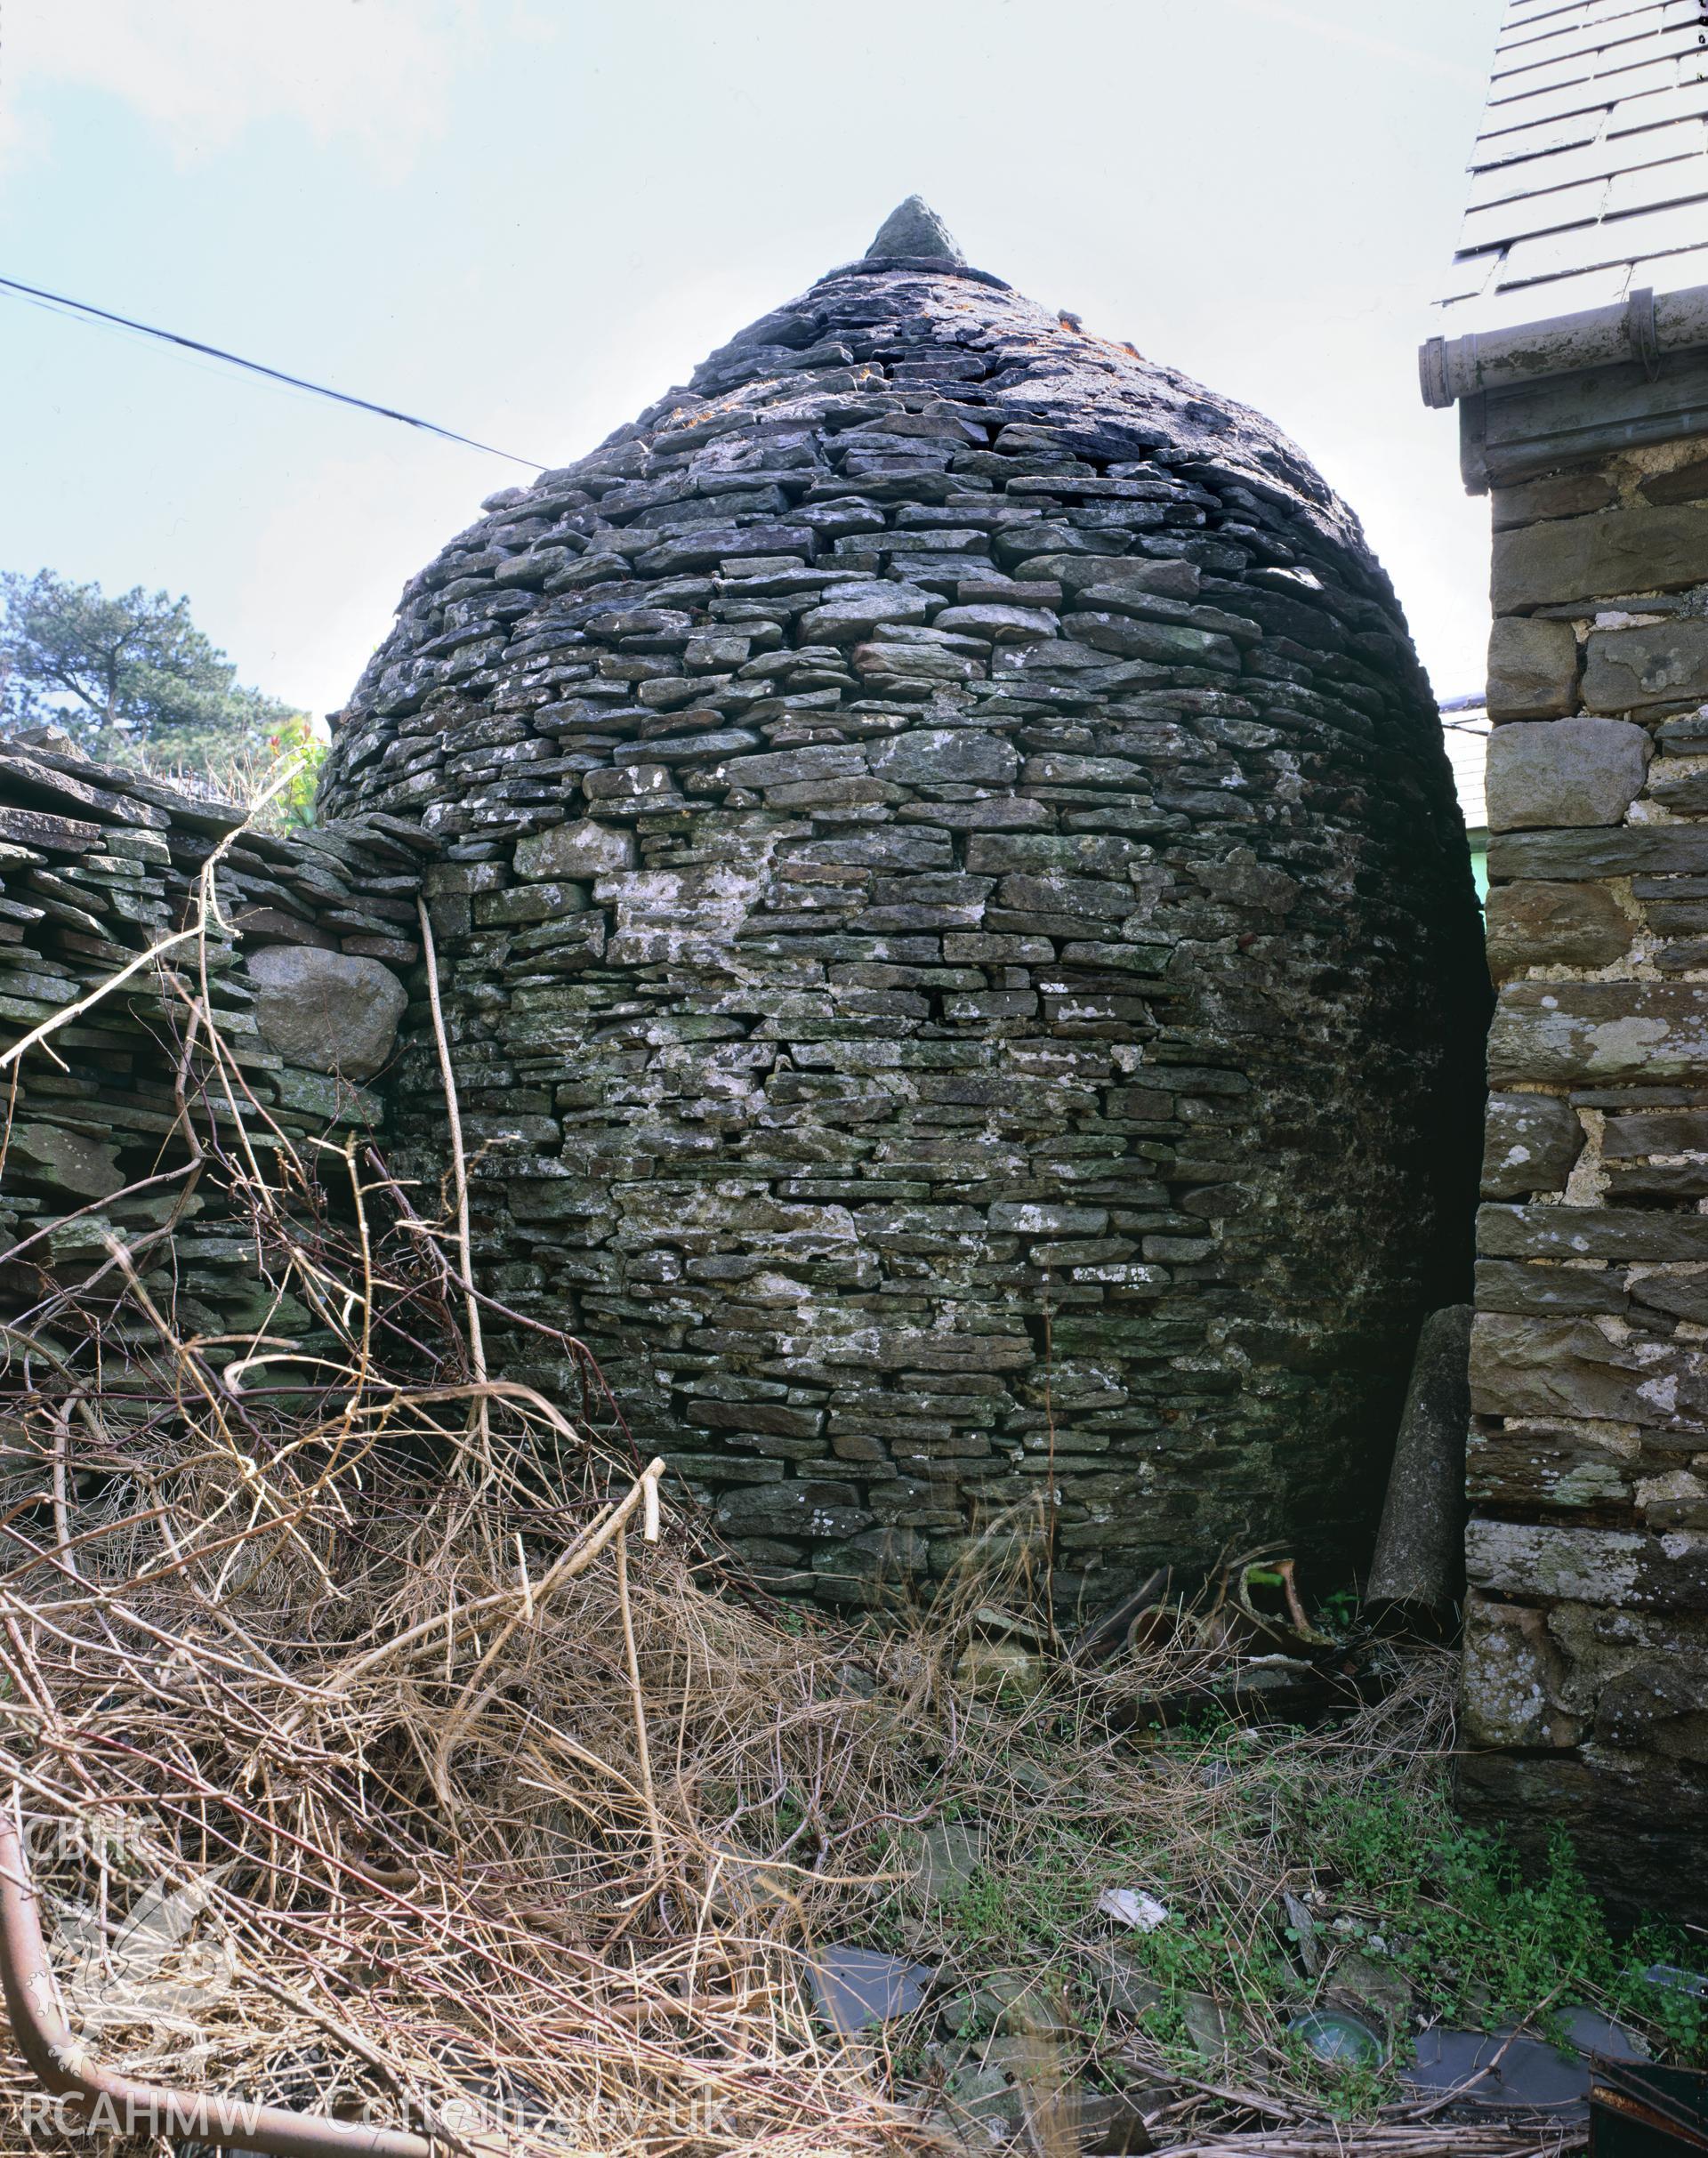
(415, 896, 486, 1392)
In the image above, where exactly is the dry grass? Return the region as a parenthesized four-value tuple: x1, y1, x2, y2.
(0, 837, 1590, 2158)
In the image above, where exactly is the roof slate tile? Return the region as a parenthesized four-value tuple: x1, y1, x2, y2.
(1438, 0, 1708, 332)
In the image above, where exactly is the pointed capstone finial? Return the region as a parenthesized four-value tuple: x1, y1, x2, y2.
(865, 196, 964, 263)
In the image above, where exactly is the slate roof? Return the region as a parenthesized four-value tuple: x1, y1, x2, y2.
(1437, 0, 1708, 334)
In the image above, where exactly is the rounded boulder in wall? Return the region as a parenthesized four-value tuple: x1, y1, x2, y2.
(245, 946, 407, 1082)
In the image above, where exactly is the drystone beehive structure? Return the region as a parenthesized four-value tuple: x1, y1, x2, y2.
(322, 201, 1487, 1607)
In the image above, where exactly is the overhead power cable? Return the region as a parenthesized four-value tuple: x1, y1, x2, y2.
(0, 270, 544, 470)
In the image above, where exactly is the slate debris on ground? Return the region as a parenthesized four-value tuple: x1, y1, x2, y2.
(1406, 2010, 1647, 2116)
(809, 1911, 1652, 2150)
(316, 202, 1488, 1612)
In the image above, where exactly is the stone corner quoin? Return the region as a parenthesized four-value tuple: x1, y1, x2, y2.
(317, 208, 1487, 1612)
(1471, 431, 1708, 1925)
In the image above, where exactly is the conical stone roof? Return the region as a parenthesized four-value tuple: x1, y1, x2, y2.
(324, 206, 1486, 1604)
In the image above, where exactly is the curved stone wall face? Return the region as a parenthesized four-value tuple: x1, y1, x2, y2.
(322, 254, 1486, 1605)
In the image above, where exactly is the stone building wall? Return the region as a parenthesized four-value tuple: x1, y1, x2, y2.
(1466, 440, 1708, 1922)
(319, 224, 1488, 1612)
(0, 736, 421, 1358)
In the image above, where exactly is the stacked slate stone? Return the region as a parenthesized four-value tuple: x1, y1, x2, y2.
(1468, 452, 1708, 1923)
(0, 733, 421, 1350)
(320, 201, 1486, 1606)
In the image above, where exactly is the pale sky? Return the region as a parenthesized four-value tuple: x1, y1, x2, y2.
(0, 0, 1505, 722)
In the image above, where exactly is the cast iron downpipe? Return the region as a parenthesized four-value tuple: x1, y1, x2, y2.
(0, 1815, 434, 2158)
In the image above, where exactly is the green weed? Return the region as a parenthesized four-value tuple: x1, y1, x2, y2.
(906, 1711, 1704, 2117)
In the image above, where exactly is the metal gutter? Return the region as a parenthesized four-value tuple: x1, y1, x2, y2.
(0, 1816, 434, 2158)
(1419, 280, 1708, 408)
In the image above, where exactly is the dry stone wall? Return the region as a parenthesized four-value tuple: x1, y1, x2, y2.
(319, 221, 1487, 1610)
(0, 734, 423, 1357)
(1468, 439, 1708, 1924)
